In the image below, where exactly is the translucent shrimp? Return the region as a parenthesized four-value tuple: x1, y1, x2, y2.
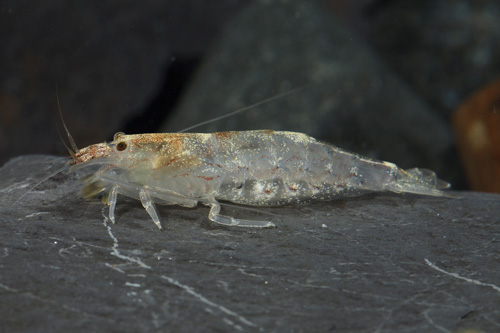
(69, 130, 451, 231)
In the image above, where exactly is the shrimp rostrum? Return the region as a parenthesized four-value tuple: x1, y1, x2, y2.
(70, 130, 451, 230)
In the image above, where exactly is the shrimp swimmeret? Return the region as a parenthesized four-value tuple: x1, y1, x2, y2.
(69, 130, 451, 231)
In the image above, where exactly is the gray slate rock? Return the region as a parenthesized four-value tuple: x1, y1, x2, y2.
(162, 0, 459, 186)
(1, 155, 499, 332)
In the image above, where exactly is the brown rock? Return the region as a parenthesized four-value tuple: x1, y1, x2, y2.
(453, 79, 500, 192)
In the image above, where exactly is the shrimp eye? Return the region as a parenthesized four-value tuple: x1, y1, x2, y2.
(116, 142, 127, 151)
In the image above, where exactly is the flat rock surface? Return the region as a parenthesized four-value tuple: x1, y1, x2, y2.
(1, 155, 499, 332)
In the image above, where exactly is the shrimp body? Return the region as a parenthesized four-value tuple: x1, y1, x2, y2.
(71, 130, 450, 230)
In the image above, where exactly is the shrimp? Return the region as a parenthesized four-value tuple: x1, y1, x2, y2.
(69, 130, 451, 231)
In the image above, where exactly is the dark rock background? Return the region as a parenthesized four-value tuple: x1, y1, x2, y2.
(371, 0, 500, 114)
(161, 0, 457, 185)
(0, 0, 249, 164)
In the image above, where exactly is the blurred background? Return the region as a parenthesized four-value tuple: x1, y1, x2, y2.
(1, 0, 500, 191)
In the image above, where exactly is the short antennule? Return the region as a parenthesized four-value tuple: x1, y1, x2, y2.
(56, 123, 78, 160)
(56, 87, 78, 154)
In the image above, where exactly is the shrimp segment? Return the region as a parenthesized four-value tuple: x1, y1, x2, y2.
(139, 189, 162, 230)
(70, 130, 451, 230)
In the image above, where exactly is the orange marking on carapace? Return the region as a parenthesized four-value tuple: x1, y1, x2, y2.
(196, 175, 215, 181)
(165, 157, 178, 167)
(213, 131, 238, 140)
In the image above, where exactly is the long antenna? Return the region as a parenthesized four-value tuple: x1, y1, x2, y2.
(178, 85, 309, 133)
(14, 160, 71, 204)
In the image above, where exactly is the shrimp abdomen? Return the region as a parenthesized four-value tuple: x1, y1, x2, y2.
(211, 131, 451, 204)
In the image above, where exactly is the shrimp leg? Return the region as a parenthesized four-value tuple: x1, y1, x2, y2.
(139, 189, 163, 231)
(207, 202, 276, 228)
(108, 186, 118, 224)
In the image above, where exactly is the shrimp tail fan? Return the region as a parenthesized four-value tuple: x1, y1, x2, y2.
(385, 168, 455, 197)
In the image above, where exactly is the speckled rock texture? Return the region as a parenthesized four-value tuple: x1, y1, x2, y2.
(1, 155, 499, 332)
